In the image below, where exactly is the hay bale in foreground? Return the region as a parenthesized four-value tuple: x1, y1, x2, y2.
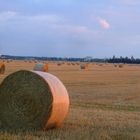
(0, 63, 5, 74)
(0, 70, 69, 131)
(34, 63, 49, 72)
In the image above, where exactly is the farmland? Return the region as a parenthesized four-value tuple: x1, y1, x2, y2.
(0, 60, 140, 140)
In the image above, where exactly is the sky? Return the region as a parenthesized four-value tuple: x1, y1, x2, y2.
(0, 0, 140, 58)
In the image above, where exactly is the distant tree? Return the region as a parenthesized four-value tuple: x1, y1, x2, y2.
(108, 55, 140, 64)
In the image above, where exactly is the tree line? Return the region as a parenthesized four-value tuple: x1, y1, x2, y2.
(107, 56, 140, 64)
(1, 55, 140, 64)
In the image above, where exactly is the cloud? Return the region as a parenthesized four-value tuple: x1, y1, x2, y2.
(0, 11, 63, 24)
(69, 26, 89, 33)
(0, 11, 17, 22)
(120, 0, 140, 5)
(0, 11, 93, 38)
(25, 14, 63, 24)
(53, 25, 90, 34)
(98, 18, 111, 29)
(0, 10, 105, 49)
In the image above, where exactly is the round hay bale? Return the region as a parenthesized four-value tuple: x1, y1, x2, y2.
(118, 64, 123, 68)
(0, 70, 69, 131)
(34, 63, 49, 72)
(72, 63, 75, 65)
(57, 63, 61, 66)
(80, 63, 88, 70)
(0, 63, 5, 74)
(80, 64, 86, 69)
(98, 63, 103, 66)
(76, 63, 80, 65)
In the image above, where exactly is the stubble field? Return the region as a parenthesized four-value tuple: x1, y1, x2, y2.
(0, 60, 140, 140)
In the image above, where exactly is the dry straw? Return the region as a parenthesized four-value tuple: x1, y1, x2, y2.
(34, 63, 49, 72)
(0, 63, 5, 74)
(0, 70, 69, 131)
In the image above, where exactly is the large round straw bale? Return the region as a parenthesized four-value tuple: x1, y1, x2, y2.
(0, 63, 5, 74)
(34, 63, 49, 72)
(0, 70, 69, 131)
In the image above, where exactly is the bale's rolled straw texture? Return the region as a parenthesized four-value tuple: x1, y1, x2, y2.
(0, 63, 5, 74)
(0, 70, 69, 131)
(34, 63, 49, 72)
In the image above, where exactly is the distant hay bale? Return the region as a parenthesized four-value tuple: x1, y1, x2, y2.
(57, 63, 61, 66)
(99, 64, 103, 66)
(42, 61, 46, 64)
(67, 63, 70, 65)
(118, 64, 123, 68)
(96, 63, 103, 66)
(80, 65, 86, 69)
(0, 63, 5, 74)
(29, 61, 32, 63)
(0, 70, 69, 131)
(114, 64, 117, 67)
(34, 63, 49, 72)
(34, 60, 38, 63)
(80, 63, 88, 70)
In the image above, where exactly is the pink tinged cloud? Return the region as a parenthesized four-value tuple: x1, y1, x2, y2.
(98, 18, 110, 29)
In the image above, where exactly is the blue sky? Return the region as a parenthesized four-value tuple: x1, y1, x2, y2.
(0, 0, 140, 58)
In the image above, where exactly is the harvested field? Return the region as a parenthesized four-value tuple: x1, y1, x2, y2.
(0, 60, 140, 140)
